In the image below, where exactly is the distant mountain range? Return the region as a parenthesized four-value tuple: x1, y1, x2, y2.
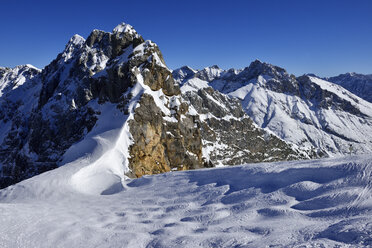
(1, 22, 371, 189)
(174, 62, 372, 157)
(326, 73, 372, 103)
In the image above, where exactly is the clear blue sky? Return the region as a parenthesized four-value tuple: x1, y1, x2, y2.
(0, 0, 371, 77)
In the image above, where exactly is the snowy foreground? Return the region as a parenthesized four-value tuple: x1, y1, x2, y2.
(1, 156, 372, 247)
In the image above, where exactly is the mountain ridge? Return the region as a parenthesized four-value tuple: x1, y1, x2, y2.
(0, 23, 203, 189)
(0, 23, 305, 190)
(1, 22, 372, 190)
(174, 62, 372, 157)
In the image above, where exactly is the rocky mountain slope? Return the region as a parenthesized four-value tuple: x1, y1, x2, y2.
(326, 72, 372, 103)
(174, 61, 372, 157)
(0, 24, 303, 189)
(179, 77, 308, 166)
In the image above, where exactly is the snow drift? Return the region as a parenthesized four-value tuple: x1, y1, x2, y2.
(0, 155, 371, 247)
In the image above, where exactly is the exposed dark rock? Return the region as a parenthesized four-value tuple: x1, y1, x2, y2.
(181, 86, 306, 166)
(297, 76, 365, 117)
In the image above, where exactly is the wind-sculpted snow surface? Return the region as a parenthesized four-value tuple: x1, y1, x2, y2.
(0, 155, 371, 247)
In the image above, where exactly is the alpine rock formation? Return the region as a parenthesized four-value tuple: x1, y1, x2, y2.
(0, 23, 303, 190)
(174, 73, 307, 166)
(0, 23, 203, 189)
(174, 61, 372, 157)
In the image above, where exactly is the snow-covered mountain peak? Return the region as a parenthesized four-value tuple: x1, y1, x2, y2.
(172, 66, 197, 85)
(61, 34, 86, 62)
(23, 64, 41, 71)
(68, 34, 85, 46)
(209, 65, 220, 69)
(177, 65, 197, 75)
(194, 65, 224, 82)
(113, 22, 137, 35)
(242, 59, 289, 81)
(0, 64, 40, 97)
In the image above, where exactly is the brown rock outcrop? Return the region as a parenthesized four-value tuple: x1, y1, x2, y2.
(128, 92, 203, 178)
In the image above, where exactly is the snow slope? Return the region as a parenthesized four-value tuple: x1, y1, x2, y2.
(229, 75, 372, 156)
(0, 154, 371, 247)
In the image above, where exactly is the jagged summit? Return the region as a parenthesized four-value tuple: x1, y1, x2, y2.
(177, 65, 197, 73)
(305, 73, 320, 78)
(248, 59, 264, 66)
(242, 59, 289, 80)
(112, 22, 137, 35)
(172, 66, 198, 85)
(345, 72, 356, 76)
(209, 65, 220, 69)
(174, 60, 292, 87)
(68, 34, 86, 45)
(61, 34, 86, 62)
(24, 64, 41, 71)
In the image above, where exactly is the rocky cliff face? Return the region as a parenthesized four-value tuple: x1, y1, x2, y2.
(0, 23, 203, 188)
(128, 93, 203, 177)
(179, 78, 307, 166)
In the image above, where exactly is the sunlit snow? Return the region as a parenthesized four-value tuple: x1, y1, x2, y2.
(0, 154, 371, 247)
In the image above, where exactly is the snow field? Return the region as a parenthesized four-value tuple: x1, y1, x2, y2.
(0, 155, 371, 247)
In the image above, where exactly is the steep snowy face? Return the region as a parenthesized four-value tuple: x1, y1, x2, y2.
(0, 22, 202, 190)
(0, 65, 43, 188)
(0, 65, 40, 97)
(194, 65, 225, 82)
(326, 73, 372, 103)
(172, 66, 197, 85)
(176, 61, 372, 156)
